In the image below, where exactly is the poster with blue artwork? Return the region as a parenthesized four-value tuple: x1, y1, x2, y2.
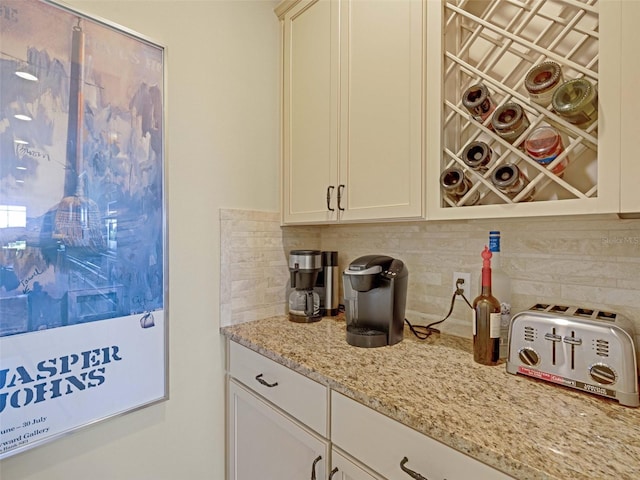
(0, 0, 168, 458)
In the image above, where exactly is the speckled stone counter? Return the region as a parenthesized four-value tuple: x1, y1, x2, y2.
(220, 315, 640, 480)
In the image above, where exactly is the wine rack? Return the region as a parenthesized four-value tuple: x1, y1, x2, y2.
(441, 0, 600, 208)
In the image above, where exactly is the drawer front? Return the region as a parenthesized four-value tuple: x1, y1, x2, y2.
(229, 341, 328, 436)
(331, 391, 513, 480)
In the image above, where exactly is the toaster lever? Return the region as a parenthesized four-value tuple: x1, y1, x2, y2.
(544, 333, 562, 342)
(563, 336, 582, 345)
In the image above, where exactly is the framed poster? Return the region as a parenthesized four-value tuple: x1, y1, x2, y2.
(0, 0, 168, 458)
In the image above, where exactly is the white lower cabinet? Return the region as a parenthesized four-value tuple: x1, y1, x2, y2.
(331, 391, 513, 480)
(226, 341, 512, 479)
(227, 379, 329, 480)
(227, 341, 330, 480)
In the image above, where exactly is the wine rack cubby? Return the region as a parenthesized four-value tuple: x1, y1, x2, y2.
(441, 0, 600, 208)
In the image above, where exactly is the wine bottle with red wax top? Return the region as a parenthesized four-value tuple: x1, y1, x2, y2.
(473, 246, 501, 365)
(488, 231, 512, 359)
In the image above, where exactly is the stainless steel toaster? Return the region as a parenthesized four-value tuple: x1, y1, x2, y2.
(506, 304, 639, 407)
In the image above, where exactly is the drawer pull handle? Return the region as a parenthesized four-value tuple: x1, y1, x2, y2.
(337, 184, 345, 211)
(328, 467, 339, 479)
(311, 455, 322, 480)
(255, 373, 278, 388)
(327, 185, 335, 212)
(400, 457, 429, 480)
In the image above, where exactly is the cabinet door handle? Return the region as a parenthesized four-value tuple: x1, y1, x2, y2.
(311, 455, 322, 480)
(400, 457, 429, 480)
(337, 184, 345, 211)
(326, 185, 335, 212)
(255, 373, 278, 388)
(328, 467, 339, 479)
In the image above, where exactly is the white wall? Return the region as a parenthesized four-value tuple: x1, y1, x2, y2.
(0, 1, 280, 479)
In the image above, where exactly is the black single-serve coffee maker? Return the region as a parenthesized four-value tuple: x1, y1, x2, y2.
(343, 255, 408, 347)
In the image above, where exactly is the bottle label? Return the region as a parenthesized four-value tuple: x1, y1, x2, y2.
(472, 310, 477, 336)
(490, 312, 501, 338)
(531, 152, 558, 164)
(528, 90, 555, 107)
(561, 111, 592, 126)
(489, 233, 500, 253)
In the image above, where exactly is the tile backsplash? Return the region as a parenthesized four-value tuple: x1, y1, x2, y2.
(220, 209, 319, 326)
(220, 209, 640, 342)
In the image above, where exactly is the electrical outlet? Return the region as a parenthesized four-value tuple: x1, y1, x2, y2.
(453, 272, 471, 300)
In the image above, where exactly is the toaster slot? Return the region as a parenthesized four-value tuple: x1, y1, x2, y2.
(596, 311, 617, 322)
(549, 305, 570, 313)
(575, 308, 594, 318)
(530, 303, 550, 311)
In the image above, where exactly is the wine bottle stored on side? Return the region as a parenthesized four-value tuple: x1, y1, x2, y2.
(473, 246, 501, 365)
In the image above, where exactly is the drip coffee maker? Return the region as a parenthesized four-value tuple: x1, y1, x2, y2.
(288, 250, 322, 323)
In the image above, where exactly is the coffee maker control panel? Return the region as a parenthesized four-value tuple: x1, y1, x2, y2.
(382, 259, 405, 279)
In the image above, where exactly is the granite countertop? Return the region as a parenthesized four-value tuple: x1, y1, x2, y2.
(220, 315, 640, 480)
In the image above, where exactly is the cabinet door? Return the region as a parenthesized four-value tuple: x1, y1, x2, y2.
(227, 379, 328, 480)
(330, 449, 382, 480)
(282, 0, 340, 224)
(338, 0, 424, 222)
(620, 0, 640, 216)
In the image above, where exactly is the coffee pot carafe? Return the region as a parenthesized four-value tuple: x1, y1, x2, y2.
(288, 250, 322, 323)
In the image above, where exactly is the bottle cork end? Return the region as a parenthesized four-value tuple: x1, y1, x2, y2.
(481, 245, 493, 267)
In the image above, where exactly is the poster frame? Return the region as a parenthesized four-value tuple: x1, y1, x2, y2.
(0, 0, 169, 459)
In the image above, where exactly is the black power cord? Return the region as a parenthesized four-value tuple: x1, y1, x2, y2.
(404, 279, 473, 340)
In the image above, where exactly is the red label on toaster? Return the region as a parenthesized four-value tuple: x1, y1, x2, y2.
(518, 366, 569, 385)
(517, 366, 616, 399)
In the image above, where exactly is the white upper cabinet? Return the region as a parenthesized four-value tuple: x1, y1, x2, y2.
(337, 0, 424, 222)
(278, 0, 425, 225)
(425, 0, 626, 220)
(278, 0, 636, 223)
(619, 0, 640, 218)
(280, 0, 340, 224)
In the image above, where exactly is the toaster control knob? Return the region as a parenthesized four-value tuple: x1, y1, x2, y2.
(518, 347, 540, 366)
(589, 364, 617, 385)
